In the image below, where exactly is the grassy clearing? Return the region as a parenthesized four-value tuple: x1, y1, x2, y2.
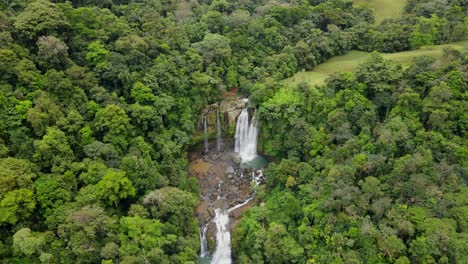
(354, 0, 407, 24)
(284, 40, 468, 87)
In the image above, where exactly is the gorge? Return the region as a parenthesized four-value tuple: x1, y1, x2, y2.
(193, 99, 264, 264)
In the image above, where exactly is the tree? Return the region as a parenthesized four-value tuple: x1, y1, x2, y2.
(130, 82, 157, 105)
(27, 93, 64, 136)
(410, 15, 441, 48)
(95, 170, 135, 206)
(58, 206, 115, 262)
(264, 222, 304, 263)
(202, 11, 225, 34)
(94, 104, 132, 151)
(118, 216, 173, 263)
(33, 127, 74, 173)
(34, 174, 72, 216)
(120, 155, 162, 194)
(0, 158, 37, 197)
(355, 52, 402, 118)
(192, 33, 231, 65)
(0, 49, 19, 80)
(13, 0, 68, 39)
(13, 228, 47, 257)
(37, 36, 69, 69)
(42, 69, 88, 108)
(0, 188, 35, 225)
(85, 41, 109, 72)
(143, 187, 197, 234)
(83, 141, 120, 167)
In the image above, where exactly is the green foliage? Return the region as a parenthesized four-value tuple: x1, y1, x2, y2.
(234, 48, 468, 263)
(36, 36, 69, 69)
(13, 228, 47, 257)
(143, 187, 197, 234)
(34, 174, 72, 215)
(0, 0, 466, 262)
(410, 15, 441, 48)
(0, 158, 37, 196)
(95, 170, 135, 206)
(192, 33, 231, 65)
(0, 188, 35, 225)
(85, 41, 109, 72)
(13, 0, 69, 39)
(94, 104, 131, 151)
(33, 127, 74, 173)
(118, 216, 174, 263)
(27, 93, 64, 136)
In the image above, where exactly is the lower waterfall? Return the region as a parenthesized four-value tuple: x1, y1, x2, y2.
(211, 196, 255, 264)
(200, 223, 209, 258)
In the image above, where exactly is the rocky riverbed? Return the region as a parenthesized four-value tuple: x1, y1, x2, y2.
(189, 140, 257, 254)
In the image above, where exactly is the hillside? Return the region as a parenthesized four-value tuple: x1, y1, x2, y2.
(354, 0, 407, 24)
(285, 40, 468, 87)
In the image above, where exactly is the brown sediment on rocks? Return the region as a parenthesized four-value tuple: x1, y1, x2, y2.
(190, 159, 212, 177)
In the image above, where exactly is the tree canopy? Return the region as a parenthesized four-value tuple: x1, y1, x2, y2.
(0, 0, 466, 262)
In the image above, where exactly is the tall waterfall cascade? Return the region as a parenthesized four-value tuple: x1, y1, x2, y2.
(216, 110, 222, 152)
(234, 108, 258, 162)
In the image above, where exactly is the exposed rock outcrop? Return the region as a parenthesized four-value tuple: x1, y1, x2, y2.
(197, 98, 248, 134)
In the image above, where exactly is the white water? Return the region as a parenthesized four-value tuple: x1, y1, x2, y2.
(217, 110, 222, 152)
(204, 115, 209, 153)
(200, 223, 209, 257)
(211, 196, 255, 264)
(199, 102, 262, 263)
(234, 108, 258, 162)
(252, 170, 264, 186)
(211, 208, 231, 264)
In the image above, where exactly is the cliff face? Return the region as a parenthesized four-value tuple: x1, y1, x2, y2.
(197, 98, 248, 135)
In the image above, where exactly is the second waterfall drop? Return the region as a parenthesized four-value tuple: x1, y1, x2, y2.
(234, 108, 258, 162)
(211, 196, 255, 264)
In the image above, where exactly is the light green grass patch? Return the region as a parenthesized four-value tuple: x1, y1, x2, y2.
(284, 41, 468, 88)
(354, 0, 407, 24)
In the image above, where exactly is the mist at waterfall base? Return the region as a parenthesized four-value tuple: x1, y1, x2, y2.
(199, 105, 265, 264)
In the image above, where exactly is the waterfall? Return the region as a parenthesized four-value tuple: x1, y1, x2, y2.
(216, 110, 222, 152)
(211, 208, 231, 264)
(198, 100, 263, 263)
(211, 196, 255, 264)
(204, 115, 209, 153)
(235, 108, 258, 162)
(200, 223, 209, 257)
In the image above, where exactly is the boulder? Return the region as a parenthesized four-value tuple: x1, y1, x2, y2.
(231, 153, 241, 165)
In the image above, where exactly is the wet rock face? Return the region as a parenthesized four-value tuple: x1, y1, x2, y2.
(197, 99, 248, 134)
(220, 99, 248, 124)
